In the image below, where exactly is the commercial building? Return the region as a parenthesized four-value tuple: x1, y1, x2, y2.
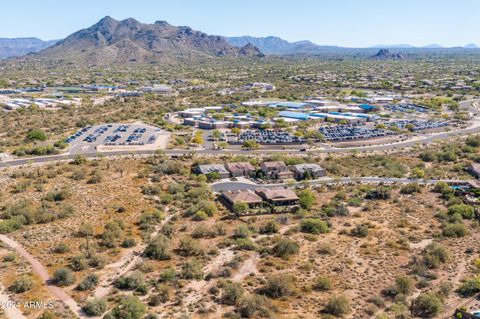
(278, 111, 310, 121)
(140, 85, 172, 94)
(274, 102, 311, 110)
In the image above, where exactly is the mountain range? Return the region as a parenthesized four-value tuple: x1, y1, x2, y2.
(226, 36, 480, 55)
(20, 16, 263, 65)
(1, 17, 479, 62)
(0, 37, 58, 58)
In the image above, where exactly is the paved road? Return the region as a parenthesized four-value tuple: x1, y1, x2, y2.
(1, 100, 479, 169)
(210, 176, 466, 192)
(0, 235, 83, 318)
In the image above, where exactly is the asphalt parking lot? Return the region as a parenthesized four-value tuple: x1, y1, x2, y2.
(66, 123, 165, 154)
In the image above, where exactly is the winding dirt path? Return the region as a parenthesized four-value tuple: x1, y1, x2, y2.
(0, 235, 83, 318)
(94, 213, 174, 299)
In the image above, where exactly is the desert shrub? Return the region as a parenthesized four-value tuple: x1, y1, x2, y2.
(192, 210, 208, 221)
(237, 295, 273, 318)
(160, 268, 177, 283)
(419, 151, 437, 162)
(235, 238, 257, 251)
(400, 183, 422, 194)
(448, 204, 475, 219)
(76, 273, 99, 291)
(365, 187, 391, 200)
(260, 274, 294, 298)
(122, 238, 136, 248)
(260, 220, 279, 234)
(9, 276, 34, 293)
(182, 259, 203, 280)
(466, 135, 480, 147)
(177, 236, 204, 256)
(144, 235, 171, 260)
(272, 238, 299, 258)
(53, 242, 70, 253)
(395, 276, 414, 295)
(433, 181, 451, 195)
(148, 285, 171, 305)
(52, 268, 75, 287)
(313, 275, 332, 291)
(423, 243, 449, 269)
(351, 224, 369, 237)
(114, 271, 145, 291)
(82, 298, 107, 317)
(411, 293, 443, 317)
(221, 281, 245, 305)
(87, 254, 106, 269)
(43, 189, 69, 202)
(323, 295, 351, 316)
(105, 295, 146, 319)
(442, 223, 468, 237)
(457, 276, 480, 297)
(300, 218, 329, 234)
(233, 225, 251, 238)
(70, 255, 88, 271)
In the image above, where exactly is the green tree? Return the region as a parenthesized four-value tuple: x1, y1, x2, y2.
(242, 139, 260, 150)
(298, 189, 315, 209)
(26, 129, 47, 141)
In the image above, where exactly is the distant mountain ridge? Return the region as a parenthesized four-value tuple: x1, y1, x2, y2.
(226, 36, 480, 55)
(2, 23, 480, 61)
(226, 36, 340, 55)
(0, 37, 58, 58)
(370, 49, 405, 60)
(30, 16, 263, 65)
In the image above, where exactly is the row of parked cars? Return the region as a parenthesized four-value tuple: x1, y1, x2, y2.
(83, 125, 111, 143)
(228, 130, 306, 145)
(320, 125, 393, 141)
(388, 120, 449, 131)
(66, 126, 92, 143)
(113, 125, 129, 133)
(384, 103, 429, 113)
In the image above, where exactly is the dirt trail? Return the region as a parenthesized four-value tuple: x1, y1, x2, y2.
(0, 285, 27, 319)
(0, 234, 83, 318)
(94, 213, 174, 299)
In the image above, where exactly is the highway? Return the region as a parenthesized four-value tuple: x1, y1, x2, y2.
(1, 100, 479, 169)
(210, 176, 467, 192)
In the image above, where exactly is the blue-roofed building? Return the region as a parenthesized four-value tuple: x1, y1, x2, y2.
(359, 104, 376, 112)
(274, 102, 310, 109)
(278, 111, 310, 120)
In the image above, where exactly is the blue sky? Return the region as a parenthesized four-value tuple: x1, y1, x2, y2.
(1, 0, 478, 47)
